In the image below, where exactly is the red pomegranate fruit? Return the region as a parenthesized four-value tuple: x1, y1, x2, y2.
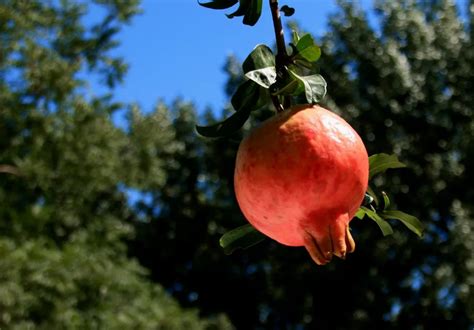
(234, 104, 369, 265)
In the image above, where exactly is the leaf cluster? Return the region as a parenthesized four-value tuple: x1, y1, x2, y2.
(196, 32, 327, 138)
(356, 154, 424, 238)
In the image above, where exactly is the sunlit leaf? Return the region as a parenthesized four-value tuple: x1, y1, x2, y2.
(290, 71, 327, 103)
(369, 153, 406, 179)
(198, 0, 238, 9)
(245, 67, 277, 88)
(220, 224, 266, 254)
(295, 34, 321, 62)
(242, 44, 275, 74)
(361, 206, 394, 236)
(381, 210, 425, 238)
(196, 109, 251, 137)
(354, 207, 366, 220)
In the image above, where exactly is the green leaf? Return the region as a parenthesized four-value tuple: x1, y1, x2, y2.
(226, 0, 250, 18)
(231, 80, 268, 112)
(382, 191, 390, 210)
(361, 206, 394, 236)
(245, 67, 277, 88)
(198, 0, 238, 9)
(295, 34, 321, 62)
(354, 207, 366, 220)
(269, 71, 300, 96)
(369, 153, 406, 179)
(196, 108, 251, 137)
(220, 224, 266, 255)
(242, 44, 275, 74)
(290, 71, 327, 103)
(366, 185, 379, 206)
(381, 210, 425, 238)
(243, 0, 263, 26)
(280, 5, 295, 17)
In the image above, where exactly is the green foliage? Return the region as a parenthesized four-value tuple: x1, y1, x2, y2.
(317, 0, 474, 326)
(369, 153, 407, 179)
(243, 45, 275, 73)
(196, 32, 327, 137)
(287, 71, 327, 103)
(195, 107, 251, 138)
(293, 34, 322, 62)
(0, 238, 228, 329)
(196, 44, 276, 137)
(0, 0, 232, 328)
(219, 224, 266, 255)
(381, 210, 425, 238)
(231, 80, 269, 112)
(360, 206, 394, 236)
(197, 1, 329, 136)
(357, 153, 424, 238)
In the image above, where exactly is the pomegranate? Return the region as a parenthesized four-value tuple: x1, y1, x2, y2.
(234, 104, 369, 265)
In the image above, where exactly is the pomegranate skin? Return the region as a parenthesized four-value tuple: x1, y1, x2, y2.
(234, 104, 369, 264)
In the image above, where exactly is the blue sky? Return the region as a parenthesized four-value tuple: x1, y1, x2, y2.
(89, 0, 466, 117)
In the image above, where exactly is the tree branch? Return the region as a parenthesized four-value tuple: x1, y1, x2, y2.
(0, 164, 21, 176)
(269, 0, 291, 111)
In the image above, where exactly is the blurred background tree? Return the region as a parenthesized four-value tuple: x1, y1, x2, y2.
(1, 0, 473, 329)
(0, 0, 230, 328)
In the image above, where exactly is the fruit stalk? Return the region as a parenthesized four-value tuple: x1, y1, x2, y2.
(269, 0, 290, 111)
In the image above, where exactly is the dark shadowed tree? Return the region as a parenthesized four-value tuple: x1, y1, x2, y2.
(129, 0, 474, 329)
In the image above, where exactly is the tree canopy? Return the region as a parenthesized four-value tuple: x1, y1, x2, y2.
(0, 0, 230, 328)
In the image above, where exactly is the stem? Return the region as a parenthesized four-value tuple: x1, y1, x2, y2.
(269, 0, 291, 111)
(270, 0, 287, 62)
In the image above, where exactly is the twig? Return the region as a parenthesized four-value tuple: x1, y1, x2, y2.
(269, 0, 291, 111)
